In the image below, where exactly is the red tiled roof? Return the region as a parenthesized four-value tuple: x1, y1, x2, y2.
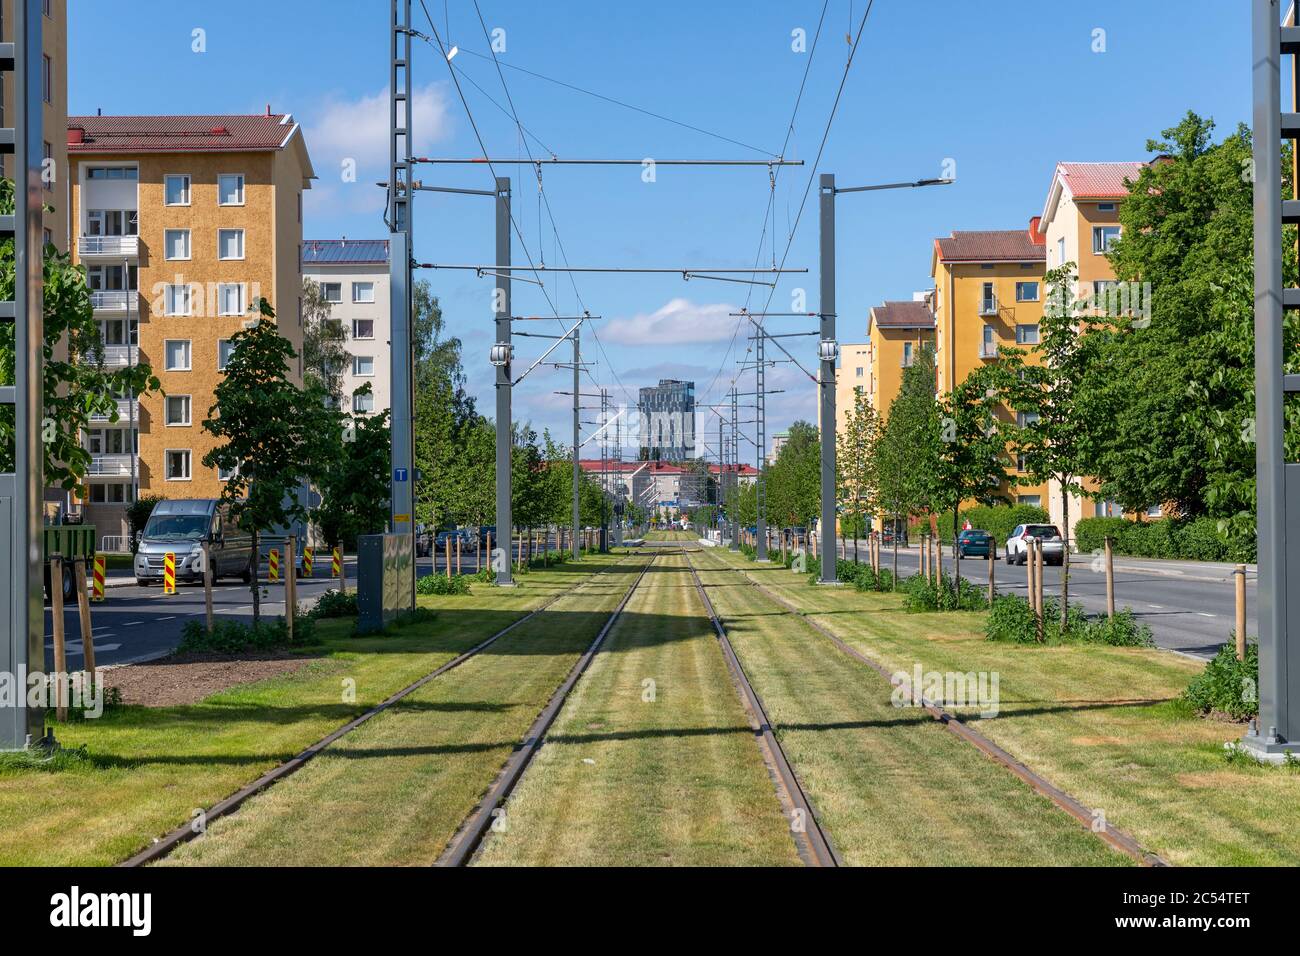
(934, 230, 1046, 263)
(870, 300, 934, 330)
(1056, 161, 1145, 199)
(67, 114, 299, 153)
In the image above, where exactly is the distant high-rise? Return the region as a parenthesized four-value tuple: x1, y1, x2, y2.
(638, 379, 695, 462)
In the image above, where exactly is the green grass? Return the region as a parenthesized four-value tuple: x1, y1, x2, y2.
(474, 551, 801, 866)
(0, 555, 625, 866)
(161, 555, 653, 866)
(689, 549, 1127, 866)
(705, 547, 1300, 866)
(644, 529, 694, 542)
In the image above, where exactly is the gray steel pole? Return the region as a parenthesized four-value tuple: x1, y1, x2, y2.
(819, 173, 838, 583)
(1244, 0, 1297, 756)
(572, 327, 581, 560)
(494, 176, 514, 585)
(729, 386, 740, 551)
(756, 329, 769, 561)
(1, 0, 46, 750)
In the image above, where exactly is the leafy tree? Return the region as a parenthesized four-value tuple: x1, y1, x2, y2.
(413, 279, 462, 389)
(837, 387, 881, 562)
(1082, 112, 1300, 555)
(876, 343, 942, 582)
(0, 180, 160, 493)
(125, 495, 165, 553)
(202, 298, 335, 623)
(764, 420, 820, 532)
(1000, 265, 1097, 627)
(936, 365, 1012, 581)
(313, 384, 391, 550)
(300, 278, 349, 403)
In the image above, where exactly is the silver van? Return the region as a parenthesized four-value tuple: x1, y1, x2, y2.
(135, 499, 253, 586)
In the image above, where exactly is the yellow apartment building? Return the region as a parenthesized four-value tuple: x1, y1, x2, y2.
(864, 297, 936, 418)
(67, 113, 316, 540)
(1, 0, 67, 252)
(930, 225, 1049, 508)
(1037, 161, 1147, 526)
(835, 341, 871, 436)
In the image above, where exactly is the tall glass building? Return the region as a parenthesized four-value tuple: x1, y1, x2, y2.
(637, 379, 695, 462)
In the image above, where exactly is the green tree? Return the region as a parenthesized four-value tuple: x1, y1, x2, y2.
(765, 420, 820, 532)
(300, 278, 348, 403)
(1082, 112, 1300, 555)
(313, 385, 391, 551)
(413, 279, 462, 389)
(837, 387, 881, 562)
(1001, 266, 1097, 626)
(937, 365, 1012, 581)
(0, 181, 160, 493)
(876, 343, 942, 582)
(201, 298, 334, 623)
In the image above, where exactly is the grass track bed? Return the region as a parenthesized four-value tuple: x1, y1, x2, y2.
(473, 550, 801, 866)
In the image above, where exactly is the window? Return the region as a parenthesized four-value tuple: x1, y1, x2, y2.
(218, 228, 244, 260)
(352, 282, 375, 304)
(164, 229, 190, 260)
(165, 450, 192, 480)
(88, 483, 133, 504)
(1092, 225, 1121, 254)
(218, 173, 245, 206)
(165, 395, 191, 426)
(43, 228, 52, 247)
(1017, 494, 1042, 507)
(43, 141, 52, 190)
(1097, 202, 1116, 212)
(1094, 499, 1122, 518)
(1017, 411, 1040, 429)
(218, 462, 239, 481)
(42, 54, 51, 104)
(854, 366, 863, 378)
(43, 0, 52, 16)
(1145, 504, 1163, 518)
(321, 282, 342, 303)
(353, 355, 375, 377)
(164, 339, 191, 371)
(1057, 237, 1065, 266)
(217, 339, 236, 370)
(87, 167, 139, 181)
(352, 318, 375, 340)
(218, 283, 243, 316)
(164, 174, 191, 206)
(353, 391, 375, 414)
(164, 284, 191, 316)
(1015, 323, 1040, 345)
(902, 342, 914, 367)
(982, 324, 996, 356)
(1015, 281, 1039, 302)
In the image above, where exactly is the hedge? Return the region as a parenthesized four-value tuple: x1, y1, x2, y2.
(1074, 515, 1253, 563)
(934, 504, 1050, 546)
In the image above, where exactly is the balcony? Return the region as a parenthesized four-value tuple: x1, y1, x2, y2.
(88, 398, 138, 424)
(78, 235, 139, 259)
(91, 290, 137, 314)
(87, 454, 134, 477)
(978, 296, 999, 316)
(81, 344, 138, 368)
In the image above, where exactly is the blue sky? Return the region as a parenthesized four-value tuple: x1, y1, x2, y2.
(70, 0, 1252, 457)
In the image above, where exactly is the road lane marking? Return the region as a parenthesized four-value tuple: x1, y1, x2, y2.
(1198, 612, 1216, 618)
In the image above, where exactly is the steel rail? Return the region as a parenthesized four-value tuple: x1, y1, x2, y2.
(118, 556, 635, 868)
(437, 553, 657, 867)
(678, 545, 841, 867)
(692, 547, 1169, 867)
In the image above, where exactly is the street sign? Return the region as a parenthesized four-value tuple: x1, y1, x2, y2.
(393, 468, 408, 482)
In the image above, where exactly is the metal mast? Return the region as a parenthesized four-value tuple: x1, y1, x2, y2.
(1, 0, 46, 750)
(494, 177, 513, 584)
(818, 173, 838, 582)
(755, 327, 768, 561)
(572, 326, 581, 559)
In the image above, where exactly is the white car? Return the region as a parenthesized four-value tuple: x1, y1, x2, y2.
(1005, 524, 1065, 566)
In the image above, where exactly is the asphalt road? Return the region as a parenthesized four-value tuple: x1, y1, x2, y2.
(814, 538, 1252, 659)
(41, 554, 477, 669)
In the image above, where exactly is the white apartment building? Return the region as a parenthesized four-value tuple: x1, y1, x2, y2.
(301, 239, 391, 415)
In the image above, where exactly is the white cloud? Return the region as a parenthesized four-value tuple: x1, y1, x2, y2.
(600, 298, 739, 346)
(305, 83, 452, 172)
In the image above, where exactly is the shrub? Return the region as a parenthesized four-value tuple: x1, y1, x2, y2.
(984, 594, 1153, 647)
(1183, 640, 1258, 720)
(902, 573, 988, 613)
(177, 615, 315, 654)
(416, 573, 471, 596)
(308, 588, 358, 619)
(1075, 515, 1252, 564)
(1074, 517, 1130, 555)
(936, 504, 1050, 545)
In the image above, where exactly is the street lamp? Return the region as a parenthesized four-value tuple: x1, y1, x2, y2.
(817, 172, 952, 585)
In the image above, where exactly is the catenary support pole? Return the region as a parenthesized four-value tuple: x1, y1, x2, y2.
(755, 328, 769, 561)
(494, 176, 514, 586)
(572, 327, 581, 560)
(818, 173, 838, 583)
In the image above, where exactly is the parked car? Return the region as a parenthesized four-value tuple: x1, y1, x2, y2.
(1005, 524, 1065, 566)
(880, 526, 908, 547)
(135, 499, 253, 586)
(955, 528, 994, 558)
